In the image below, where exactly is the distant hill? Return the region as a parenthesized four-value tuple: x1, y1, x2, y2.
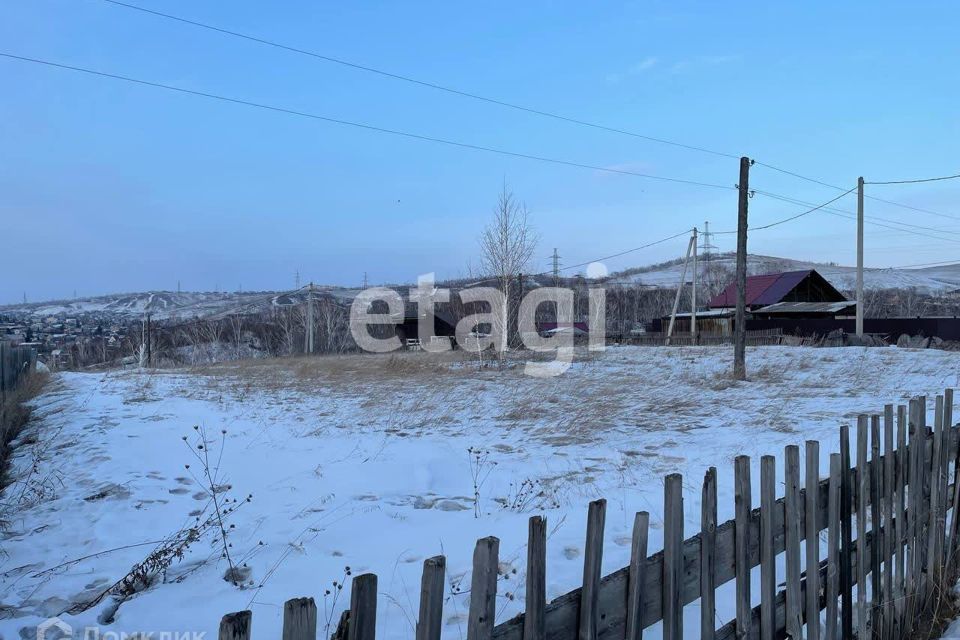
(608, 252, 960, 295)
(5, 254, 959, 320)
(0, 287, 360, 321)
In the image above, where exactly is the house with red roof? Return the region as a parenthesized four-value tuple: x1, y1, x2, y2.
(709, 269, 854, 318)
(658, 269, 856, 336)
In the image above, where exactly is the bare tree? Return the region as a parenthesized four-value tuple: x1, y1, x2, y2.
(479, 183, 538, 354)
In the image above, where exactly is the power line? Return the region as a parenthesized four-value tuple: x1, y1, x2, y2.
(750, 189, 960, 236)
(865, 173, 960, 185)
(750, 186, 859, 232)
(0, 52, 736, 192)
(45, 1, 960, 229)
(752, 190, 960, 245)
(559, 230, 693, 273)
(99, 0, 740, 161)
(884, 258, 960, 269)
(712, 186, 858, 235)
(754, 161, 960, 222)
(460, 229, 693, 287)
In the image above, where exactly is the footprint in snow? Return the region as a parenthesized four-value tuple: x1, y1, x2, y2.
(563, 546, 581, 560)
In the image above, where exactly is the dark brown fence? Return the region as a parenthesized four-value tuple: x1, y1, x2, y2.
(217, 391, 957, 640)
(626, 328, 783, 347)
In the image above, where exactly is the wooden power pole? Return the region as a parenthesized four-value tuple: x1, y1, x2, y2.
(856, 176, 864, 337)
(733, 157, 750, 380)
(666, 230, 696, 345)
(691, 226, 698, 343)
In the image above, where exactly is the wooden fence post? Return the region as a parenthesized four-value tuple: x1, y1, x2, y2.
(905, 398, 921, 635)
(348, 573, 378, 640)
(468, 538, 499, 640)
(784, 446, 802, 640)
(826, 453, 841, 640)
(856, 415, 869, 640)
(917, 396, 931, 605)
(933, 395, 948, 579)
(760, 456, 776, 640)
(947, 389, 960, 570)
(894, 404, 907, 637)
(701, 468, 717, 640)
(839, 424, 853, 640)
(926, 396, 944, 600)
(735, 455, 752, 640)
(939, 393, 951, 563)
(580, 499, 606, 640)
(882, 405, 895, 640)
(805, 440, 820, 640)
(524, 518, 546, 640)
(417, 556, 446, 640)
(219, 611, 252, 640)
(627, 511, 649, 640)
(870, 415, 882, 635)
(283, 597, 317, 640)
(663, 477, 683, 640)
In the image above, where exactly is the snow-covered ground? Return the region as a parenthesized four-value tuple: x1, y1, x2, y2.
(2, 346, 959, 640)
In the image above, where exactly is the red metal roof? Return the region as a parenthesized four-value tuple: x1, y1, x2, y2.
(709, 270, 815, 308)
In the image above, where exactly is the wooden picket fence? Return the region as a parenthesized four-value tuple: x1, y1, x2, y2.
(0, 342, 36, 400)
(218, 390, 959, 640)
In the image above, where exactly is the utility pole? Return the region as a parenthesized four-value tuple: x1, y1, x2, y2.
(551, 248, 561, 288)
(856, 176, 865, 337)
(666, 230, 696, 344)
(733, 157, 751, 380)
(305, 282, 314, 354)
(691, 227, 698, 343)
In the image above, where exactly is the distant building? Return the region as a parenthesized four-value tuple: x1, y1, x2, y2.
(661, 269, 855, 334)
(709, 269, 851, 316)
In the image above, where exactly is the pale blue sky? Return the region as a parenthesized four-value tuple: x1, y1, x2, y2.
(1, 0, 958, 303)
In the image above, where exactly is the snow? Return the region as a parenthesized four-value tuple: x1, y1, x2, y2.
(613, 253, 960, 294)
(2, 346, 959, 640)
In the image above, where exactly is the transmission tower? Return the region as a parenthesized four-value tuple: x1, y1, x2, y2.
(700, 221, 719, 263)
(295, 269, 301, 290)
(551, 248, 561, 287)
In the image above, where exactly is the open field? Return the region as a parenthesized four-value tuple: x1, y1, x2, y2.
(1, 346, 959, 639)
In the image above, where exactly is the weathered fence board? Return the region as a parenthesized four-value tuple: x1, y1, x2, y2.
(416, 556, 445, 640)
(701, 468, 717, 640)
(523, 519, 545, 640)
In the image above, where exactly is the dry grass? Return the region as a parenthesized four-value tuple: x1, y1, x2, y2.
(0, 372, 50, 492)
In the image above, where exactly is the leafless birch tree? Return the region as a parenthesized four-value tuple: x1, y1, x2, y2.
(479, 183, 538, 355)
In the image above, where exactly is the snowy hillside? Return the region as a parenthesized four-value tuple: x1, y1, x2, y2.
(5, 253, 959, 321)
(0, 288, 360, 321)
(610, 252, 960, 294)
